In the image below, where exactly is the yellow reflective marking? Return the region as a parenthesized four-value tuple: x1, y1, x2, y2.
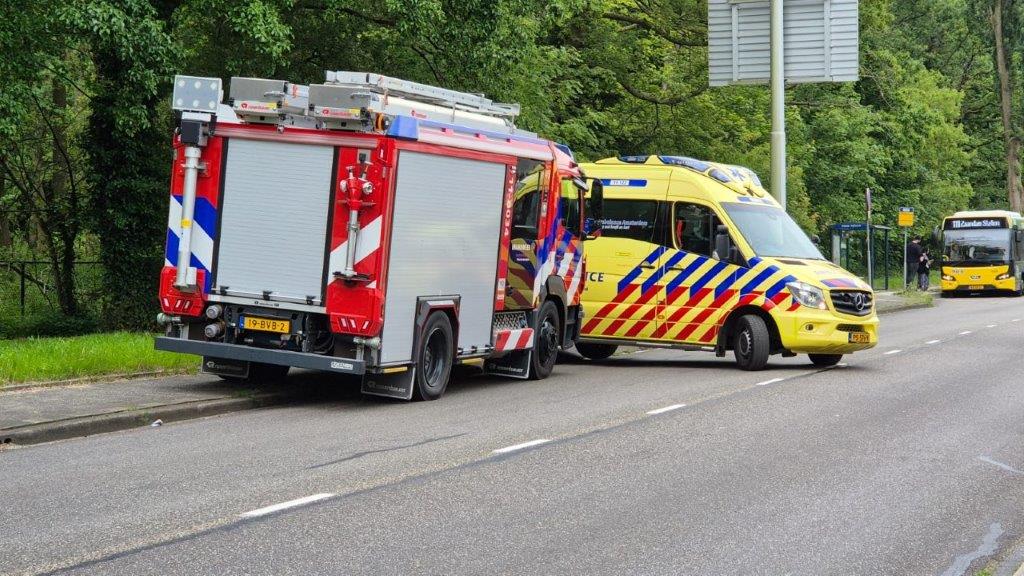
(383, 366, 408, 374)
(180, 219, 192, 229)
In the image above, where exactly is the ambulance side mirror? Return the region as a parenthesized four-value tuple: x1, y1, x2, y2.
(715, 225, 737, 264)
(585, 179, 604, 239)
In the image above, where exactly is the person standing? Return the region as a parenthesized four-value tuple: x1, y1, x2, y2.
(917, 248, 931, 290)
(906, 236, 923, 288)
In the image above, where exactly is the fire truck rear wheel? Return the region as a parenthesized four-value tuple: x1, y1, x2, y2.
(413, 312, 454, 401)
(529, 300, 560, 380)
(575, 342, 618, 361)
(733, 314, 770, 371)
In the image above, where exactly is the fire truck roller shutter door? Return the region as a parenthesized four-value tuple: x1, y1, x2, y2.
(380, 152, 506, 364)
(214, 138, 335, 305)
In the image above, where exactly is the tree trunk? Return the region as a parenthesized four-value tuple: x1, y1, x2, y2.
(46, 78, 78, 317)
(0, 172, 10, 247)
(992, 0, 1023, 211)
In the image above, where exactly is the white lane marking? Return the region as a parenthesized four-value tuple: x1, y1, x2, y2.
(240, 493, 335, 518)
(1012, 318, 1021, 322)
(959, 330, 972, 335)
(493, 439, 551, 454)
(979, 456, 1024, 476)
(986, 324, 996, 328)
(755, 377, 785, 386)
(647, 403, 686, 415)
(837, 363, 849, 367)
(925, 339, 941, 345)
(884, 349, 902, 355)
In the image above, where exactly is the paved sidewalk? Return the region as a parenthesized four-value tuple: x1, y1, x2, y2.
(874, 288, 935, 314)
(0, 373, 299, 445)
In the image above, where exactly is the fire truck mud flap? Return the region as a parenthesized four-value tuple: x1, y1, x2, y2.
(361, 369, 416, 400)
(484, 350, 532, 380)
(154, 337, 365, 375)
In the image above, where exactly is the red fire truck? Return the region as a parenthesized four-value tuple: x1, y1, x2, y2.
(155, 72, 593, 400)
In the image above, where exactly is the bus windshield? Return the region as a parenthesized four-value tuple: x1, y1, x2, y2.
(722, 202, 824, 260)
(943, 229, 1011, 264)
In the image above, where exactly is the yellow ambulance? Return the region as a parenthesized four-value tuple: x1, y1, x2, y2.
(578, 155, 878, 370)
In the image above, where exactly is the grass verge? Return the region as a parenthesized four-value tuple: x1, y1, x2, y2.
(0, 332, 196, 387)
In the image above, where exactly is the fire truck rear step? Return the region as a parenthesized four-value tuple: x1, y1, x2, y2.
(154, 337, 365, 375)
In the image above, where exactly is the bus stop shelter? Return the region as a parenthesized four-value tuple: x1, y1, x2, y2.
(831, 222, 892, 290)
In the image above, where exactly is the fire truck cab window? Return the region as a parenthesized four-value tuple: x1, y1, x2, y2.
(559, 179, 582, 236)
(674, 202, 718, 257)
(513, 159, 545, 233)
(600, 200, 660, 243)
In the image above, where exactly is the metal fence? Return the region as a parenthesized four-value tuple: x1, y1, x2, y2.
(0, 260, 104, 317)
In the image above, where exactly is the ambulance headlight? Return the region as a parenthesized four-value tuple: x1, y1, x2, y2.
(996, 272, 1012, 280)
(786, 281, 827, 310)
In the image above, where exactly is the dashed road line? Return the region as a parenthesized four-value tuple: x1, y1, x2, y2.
(979, 456, 1024, 476)
(755, 377, 785, 386)
(647, 404, 686, 415)
(884, 349, 902, 355)
(959, 331, 972, 335)
(986, 324, 997, 328)
(925, 340, 941, 345)
(493, 439, 551, 454)
(240, 493, 335, 518)
(1013, 318, 1021, 322)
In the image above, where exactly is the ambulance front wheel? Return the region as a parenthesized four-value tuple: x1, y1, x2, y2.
(733, 314, 770, 371)
(413, 312, 454, 401)
(529, 300, 560, 380)
(575, 342, 618, 361)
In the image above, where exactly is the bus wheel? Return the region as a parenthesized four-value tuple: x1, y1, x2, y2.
(413, 312, 454, 401)
(808, 354, 843, 367)
(529, 300, 560, 380)
(576, 342, 618, 361)
(733, 315, 770, 371)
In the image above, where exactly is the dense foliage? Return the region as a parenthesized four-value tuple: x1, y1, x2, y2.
(0, 0, 1020, 329)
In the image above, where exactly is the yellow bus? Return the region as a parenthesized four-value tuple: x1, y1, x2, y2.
(940, 210, 1024, 296)
(578, 155, 878, 370)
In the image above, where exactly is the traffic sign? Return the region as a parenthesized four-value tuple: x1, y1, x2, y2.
(898, 207, 915, 227)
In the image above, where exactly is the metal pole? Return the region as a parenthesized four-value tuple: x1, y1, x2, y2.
(866, 229, 873, 289)
(884, 229, 890, 290)
(174, 145, 202, 289)
(902, 229, 908, 291)
(770, 0, 787, 209)
(19, 262, 26, 317)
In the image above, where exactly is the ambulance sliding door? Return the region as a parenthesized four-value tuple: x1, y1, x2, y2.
(580, 182, 669, 340)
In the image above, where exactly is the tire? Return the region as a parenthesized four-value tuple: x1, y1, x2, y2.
(575, 342, 618, 361)
(412, 312, 454, 401)
(529, 300, 561, 380)
(808, 354, 843, 367)
(733, 314, 770, 371)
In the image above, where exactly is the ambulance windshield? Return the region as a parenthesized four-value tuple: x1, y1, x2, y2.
(723, 203, 824, 260)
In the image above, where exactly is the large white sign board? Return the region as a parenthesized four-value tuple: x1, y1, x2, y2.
(708, 0, 859, 86)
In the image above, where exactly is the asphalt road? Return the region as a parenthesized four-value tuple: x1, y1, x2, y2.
(2, 295, 1023, 575)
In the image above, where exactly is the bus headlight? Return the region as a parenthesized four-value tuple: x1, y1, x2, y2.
(941, 274, 955, 281)
(996, 272, 1012, 280)
(786, 281, 827, 310)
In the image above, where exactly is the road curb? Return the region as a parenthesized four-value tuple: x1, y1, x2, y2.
(0, 392, 293, 447)
(876, 301, 934, 315)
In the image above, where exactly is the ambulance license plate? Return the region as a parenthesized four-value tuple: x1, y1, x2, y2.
(848, 332, 870, 344)
(240, 316, 290, 334)
(969, 285, 984, 290)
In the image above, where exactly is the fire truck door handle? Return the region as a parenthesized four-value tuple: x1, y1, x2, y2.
(640, 263, 656, 269)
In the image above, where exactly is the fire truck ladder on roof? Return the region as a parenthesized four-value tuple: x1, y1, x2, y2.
(309, 71, 532, 136)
